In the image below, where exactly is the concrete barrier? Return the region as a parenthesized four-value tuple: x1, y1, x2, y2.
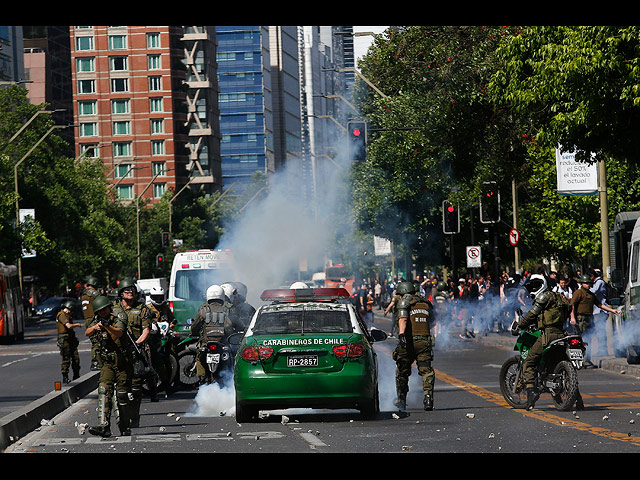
(0, 370, 99, 451)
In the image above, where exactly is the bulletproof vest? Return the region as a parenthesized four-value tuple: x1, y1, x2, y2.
(81, 287, 99, 322)
(407, 295, 432, 336)
(114, 300, 150, 339)
(539, 291, 570, 329)
(201, 305, 226, 340)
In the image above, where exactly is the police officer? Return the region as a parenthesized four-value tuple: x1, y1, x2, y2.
(432, 281, 451, 338)
(190, 285, 229, 384)
(86, 295, 133, 437)
(570, 274, 620, 363)
(146, 286, 176, 399)
(227, 281, 255, 329)
(112, 278, 152, 427)
(384, 281, 410, 337)
(514, 274, 572, 410)
(393, 280, 436, 411)
(56, 300, 83, 383)
(81, 276, 101, 371)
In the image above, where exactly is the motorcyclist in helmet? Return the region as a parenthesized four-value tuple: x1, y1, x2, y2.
(190, 285, 231, 385)
(513, 273, 572, 410)
(146, 286, 176, 398)
(226, 281, 256, 329)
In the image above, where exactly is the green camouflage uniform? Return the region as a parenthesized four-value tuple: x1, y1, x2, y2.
(393, 292, 435, 410)
(517, 291, 570, 388)
(82, 286, 101, 370)
(56, 309, 80, 381)
(112, 298, 152, 427)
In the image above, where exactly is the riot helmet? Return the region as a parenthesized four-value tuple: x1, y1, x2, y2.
(525, 274, 548, 299)
(221, 282, 237, 307)
(232, 282, 248, 302)
(290, 281, 308, 289)
(396, 281, 415, 295)
(92, 296, 112, 314)
(149, 286, 165, 306)
(206, 285, 226, 313)
(437, 281, 447, 291)
(84, 275, 99, 287)
(62, 299, 76, 311)
(579, 274, 592, 285)
(118, 277, 138, 296)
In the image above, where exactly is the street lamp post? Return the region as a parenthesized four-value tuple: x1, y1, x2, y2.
(14, 124, 67, 291)
(136, 167, 174, 278)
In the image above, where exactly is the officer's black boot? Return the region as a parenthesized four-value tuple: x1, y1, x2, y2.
(575, 391, 585, 411)
(73, 370, 80, 380)
(89, 424, 111, 437)
(394, 394, 406, 411)
(62, 373, 70, 384)
(423, 394, 434, 411)
(525, 388, 538, 410)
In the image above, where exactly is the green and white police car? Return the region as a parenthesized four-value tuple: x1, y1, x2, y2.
(233, 287, 388, 422)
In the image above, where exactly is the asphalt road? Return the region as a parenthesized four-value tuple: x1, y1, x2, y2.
(6, 309, 640, 454)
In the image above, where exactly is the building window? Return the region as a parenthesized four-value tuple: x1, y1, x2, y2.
(113, 142, 132, 157)
(116, 184, 133, 200)
(153, 183, 166, 198)
(113, 121, 130, 135)
(79, 122, 97, 137)
(152, 161, 166, 176)
(76, 57, 95, 72)
(75, 36, 93, 51)
(150, 118, 164, 134)
(115, 163, 133, 178)
(149, 76, 162, 91)
(147, 33, 160, 48)
(109, 35, 127, 50)
(111, 78, 129, 92)
(110, 56, 128, 71)
(149, 97, 163, 112)
(148, 54, 161, 70)
(111, 99, 130, 114)
(79, 143, 99, 158)
(78, 100, 96, 115)
(77, 79, 95, 94)
(151, 140, 164, 155)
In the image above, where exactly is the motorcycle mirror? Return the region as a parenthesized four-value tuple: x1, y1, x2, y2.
(186, 318, 192, 325)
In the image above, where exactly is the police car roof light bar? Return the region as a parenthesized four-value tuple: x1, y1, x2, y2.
(260, 287, 351, 302)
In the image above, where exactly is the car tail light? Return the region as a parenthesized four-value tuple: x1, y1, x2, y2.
(241, 345, 274, 361)
(333, 343, 364, 358)
(569, 338, 582, 347)
(208, 343, 218, 352)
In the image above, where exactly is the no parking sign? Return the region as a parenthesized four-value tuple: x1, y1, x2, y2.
(466, 246, 482, 268)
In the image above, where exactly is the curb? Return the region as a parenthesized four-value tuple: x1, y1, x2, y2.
(0, 371, 99, 452)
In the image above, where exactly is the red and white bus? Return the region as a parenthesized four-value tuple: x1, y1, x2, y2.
(0, 263, 25, 344)
(324, 264, 355, 295)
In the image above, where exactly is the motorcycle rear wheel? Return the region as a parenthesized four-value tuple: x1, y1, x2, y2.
(550, 360, 579, 411)
(499, 356, 528, 409)
(177, 349, 199, 389)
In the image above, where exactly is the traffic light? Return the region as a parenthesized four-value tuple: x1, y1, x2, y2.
(442, 201, 460, 234)
(480, 181, 500, 224)
(347, 121, 367, 162)
(161, 231, 170, 247)
(156, 253, 164, 269)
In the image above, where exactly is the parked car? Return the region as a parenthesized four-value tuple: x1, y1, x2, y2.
(33, 297, 83, 321)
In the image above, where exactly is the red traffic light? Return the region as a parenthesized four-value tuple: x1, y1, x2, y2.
(352, 128, 361, 136)
(447, 205, 455, 213)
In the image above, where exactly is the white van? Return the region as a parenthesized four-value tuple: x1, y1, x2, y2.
(622, 216, 640, 362)
(168, 249, 236, 325)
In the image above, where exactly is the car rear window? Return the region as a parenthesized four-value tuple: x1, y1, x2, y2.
(252, 304, 352, 334)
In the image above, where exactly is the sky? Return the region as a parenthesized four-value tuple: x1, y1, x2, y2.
(352, 26, 389, 66)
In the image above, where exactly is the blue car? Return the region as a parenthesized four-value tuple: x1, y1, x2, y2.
(33, 297, 82, 321)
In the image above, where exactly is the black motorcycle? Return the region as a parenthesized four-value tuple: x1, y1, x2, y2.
(143, 320, 180, 395)
(499, 320, 586, 411)
(177, 338, 235, 388)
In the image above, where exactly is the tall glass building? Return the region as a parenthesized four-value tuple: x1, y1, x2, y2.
(215, 26, 273, 186)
